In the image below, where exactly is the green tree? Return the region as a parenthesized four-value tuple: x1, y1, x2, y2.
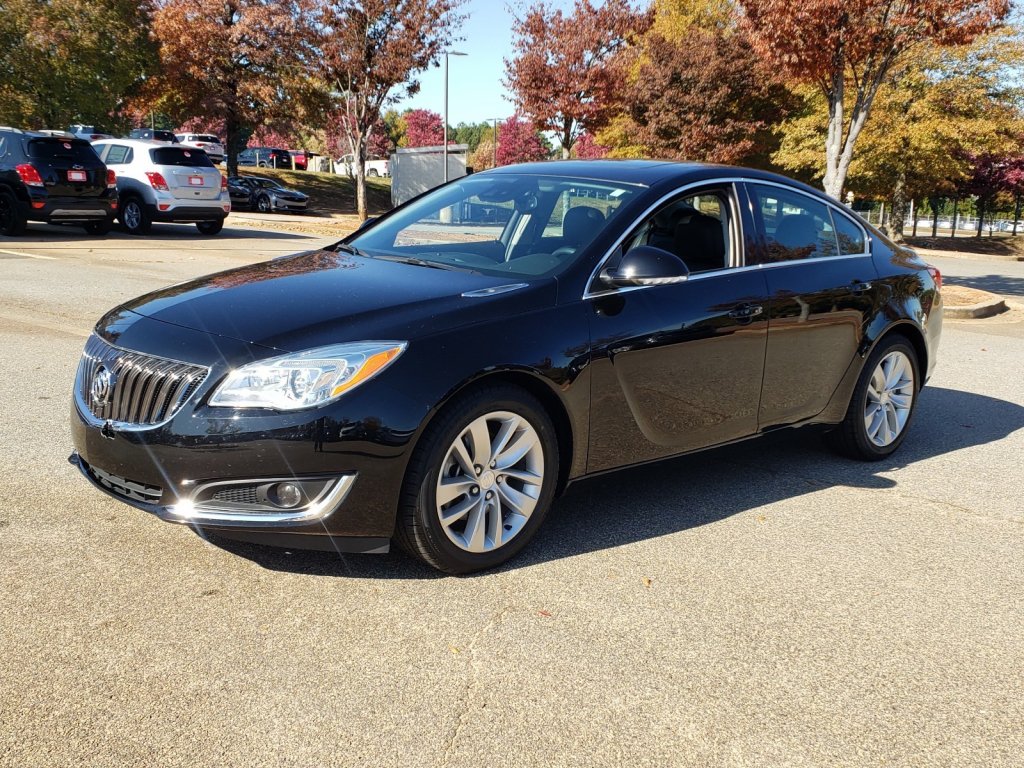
(0, 0, 156, 129)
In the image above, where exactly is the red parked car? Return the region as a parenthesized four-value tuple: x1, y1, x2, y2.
(289, 150, 308, 171)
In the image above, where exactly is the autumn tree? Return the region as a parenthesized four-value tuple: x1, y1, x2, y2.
(138, 0, 304, 175)
(0, 0, 156, 129)
(403, 109, 445, 147)
(310, 0, 464, 219)
(469, 137, 497, 171)
(505, 0, 651, 159)
(738, 0, 1010, 200)
(495, 115, 548, 166)
(573, 133, 609, 159)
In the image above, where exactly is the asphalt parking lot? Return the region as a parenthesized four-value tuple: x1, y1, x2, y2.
(1, 221, 1022, 767)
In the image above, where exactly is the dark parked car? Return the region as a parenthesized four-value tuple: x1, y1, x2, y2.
(0, 127, 117, 235)
(238, 147, 292, 169)
(128, 128, 178, 143)
(227, 175, 308, 212)
(70, 161, 943, 573)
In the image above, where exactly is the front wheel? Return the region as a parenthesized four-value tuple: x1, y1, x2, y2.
(196, 219, 224, 235)
(367, 169, 379, 178)
(828, 337, 920, 460)
(256, 194, 272, 213)
(396, 386, 559, 574)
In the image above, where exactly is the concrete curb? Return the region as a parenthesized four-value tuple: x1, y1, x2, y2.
(945, 296, 1009, 319)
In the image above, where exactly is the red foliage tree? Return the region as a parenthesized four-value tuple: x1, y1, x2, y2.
(573, 133, 608, 159)
(621, 28, 793, 166)
(495, 115, 548, 166)
(738, 0, 1010, 198)
(310, 0, 464, 219)
(403, 108, 445, 147)
(141, 0, 304, 175)
(505, 0, 651, 158)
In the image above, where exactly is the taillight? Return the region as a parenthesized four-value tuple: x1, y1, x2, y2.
(927, 265, 942, 291)
(145, 171, 169, 191)
(15, 164, 44, 187)
(89, 134, 102, 141)
(106, 169, 117, 189)
(196, 142, 206, 147)
(221, 175, 228, 190)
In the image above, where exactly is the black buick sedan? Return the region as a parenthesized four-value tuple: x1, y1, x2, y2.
(70, 161, 942, 573)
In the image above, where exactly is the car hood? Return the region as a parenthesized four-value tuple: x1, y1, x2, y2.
(115, 249, 556, 352)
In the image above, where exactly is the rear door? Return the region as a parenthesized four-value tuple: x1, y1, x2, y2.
(744, 182, 879, 426)
(25, 137, 106, 199)
(150, 146, 222, 200)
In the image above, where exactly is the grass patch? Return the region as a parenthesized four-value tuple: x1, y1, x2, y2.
(905, 234, 1024, 259)
(233, 167, 393, 215)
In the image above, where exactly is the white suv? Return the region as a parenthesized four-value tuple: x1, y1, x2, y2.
(92, 139, 231, 235)
(175, 133, 225, 164)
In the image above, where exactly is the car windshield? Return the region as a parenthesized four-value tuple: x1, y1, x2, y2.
(151, 147, 215, 167)
(27, 138, 99, 162)
(195, 135, 220, 143)
(349, 173, 640, 278)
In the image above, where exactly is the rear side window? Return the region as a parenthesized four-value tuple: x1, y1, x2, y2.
(150, 147, 214, 167)
(26, 138, 99, 163)
(0, 136, 7, 159)
(750, 183, 838, 263)
(832, 209, 867, 255)
(104, 145, 133, 165)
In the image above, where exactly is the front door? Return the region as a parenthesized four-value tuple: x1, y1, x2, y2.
(586, 183, 771, 472)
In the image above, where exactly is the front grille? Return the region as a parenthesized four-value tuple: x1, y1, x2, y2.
(84, 461, 162, 504)
(77, 335, 209, 426)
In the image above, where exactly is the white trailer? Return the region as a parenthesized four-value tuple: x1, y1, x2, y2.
(389, 144, 468, 207)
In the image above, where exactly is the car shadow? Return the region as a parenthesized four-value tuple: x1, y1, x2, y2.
(201, 386, 1023, 579)
(11, 223, 319, 243)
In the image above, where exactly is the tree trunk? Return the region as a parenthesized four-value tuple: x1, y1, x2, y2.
(561, 124, 572, 159)
(355, 134, 367, 221)
(889, 172, 908, 243)
(1013, 193, 1021, 236)
(911, 199, 918, 237)
(975, 197, 984, 238)
(951, 197, 959, 239)
(225, 112, 240, 178)
(930, 196, 940, 237)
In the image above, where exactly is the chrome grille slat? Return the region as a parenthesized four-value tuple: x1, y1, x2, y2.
(75, 335, 209, 427)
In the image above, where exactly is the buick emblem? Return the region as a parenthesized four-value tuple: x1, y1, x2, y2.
(90, 366, 115, 407)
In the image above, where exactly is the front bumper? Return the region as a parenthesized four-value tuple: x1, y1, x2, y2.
(272, 198, 308, 212)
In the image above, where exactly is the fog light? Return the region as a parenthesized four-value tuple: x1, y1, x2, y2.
(272, 482, 303, 509)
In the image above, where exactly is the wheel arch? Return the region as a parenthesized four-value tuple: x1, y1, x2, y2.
(417, 368, 577, 497)
(866, 320, 928, 378)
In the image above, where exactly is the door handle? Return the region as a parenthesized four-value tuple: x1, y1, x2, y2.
(849, 280, 873, 294)
(728, 304, 763, 319)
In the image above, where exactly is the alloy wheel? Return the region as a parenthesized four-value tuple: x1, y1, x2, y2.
(864, 350, 915, 447)
(435, 411, 544, 553)
(123, 201, 141, 230)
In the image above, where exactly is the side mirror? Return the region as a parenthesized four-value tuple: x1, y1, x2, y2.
(356, 216, 377, 232)
(601, 245, 690, 287)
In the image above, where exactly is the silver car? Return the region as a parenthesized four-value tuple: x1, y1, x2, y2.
(175, 133, 225, 164)
(92, 139, 230, 235)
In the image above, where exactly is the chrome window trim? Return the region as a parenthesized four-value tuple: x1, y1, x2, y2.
(583, 176, 872, 300)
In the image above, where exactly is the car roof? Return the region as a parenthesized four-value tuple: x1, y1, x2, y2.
(483, 159, 832, 199)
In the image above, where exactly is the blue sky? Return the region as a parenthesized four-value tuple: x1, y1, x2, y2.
(394, 0, 579, 126)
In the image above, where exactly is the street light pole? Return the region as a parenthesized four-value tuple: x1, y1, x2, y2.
(491, 117, 500, 168)
(443, 51, 467, 183)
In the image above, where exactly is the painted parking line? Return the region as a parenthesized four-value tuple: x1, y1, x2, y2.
(0, 248, 57, 260)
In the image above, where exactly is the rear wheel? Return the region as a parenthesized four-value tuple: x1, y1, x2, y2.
(120, 197, 151, 235)
(256, 194, 272, 213)
(828, 337, 919, 460)
(196, 219, 224, 235)
(0, 190, 27, 236)
(396, 385, 559, 574)
(367, 169, 379, 178)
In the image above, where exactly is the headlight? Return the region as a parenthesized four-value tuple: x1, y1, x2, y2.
(209, 342, 406, 410)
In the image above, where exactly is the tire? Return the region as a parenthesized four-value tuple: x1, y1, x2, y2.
(0, 189, 27, 236)
(196, 219, 224, 235)
(83, 220, 111, 235)
(256, 194, 272, 213)
(120, 197, 151, 235)
(367, 169, 379, 178)
(257, 161, 268, 168)
(828, 336, 920, 461)
(395, 385, 560, 574)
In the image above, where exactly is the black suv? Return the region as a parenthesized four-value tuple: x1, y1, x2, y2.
(0, 128, 117, 236)
(128, 129, 179, 143)
(238, 147, 293, 169)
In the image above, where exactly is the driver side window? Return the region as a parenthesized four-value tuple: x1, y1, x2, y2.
(624, 187, 734, 274)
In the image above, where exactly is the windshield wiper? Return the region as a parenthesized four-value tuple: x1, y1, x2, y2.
(334, 242, 367, 257)
(369, 254, 475, 273)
